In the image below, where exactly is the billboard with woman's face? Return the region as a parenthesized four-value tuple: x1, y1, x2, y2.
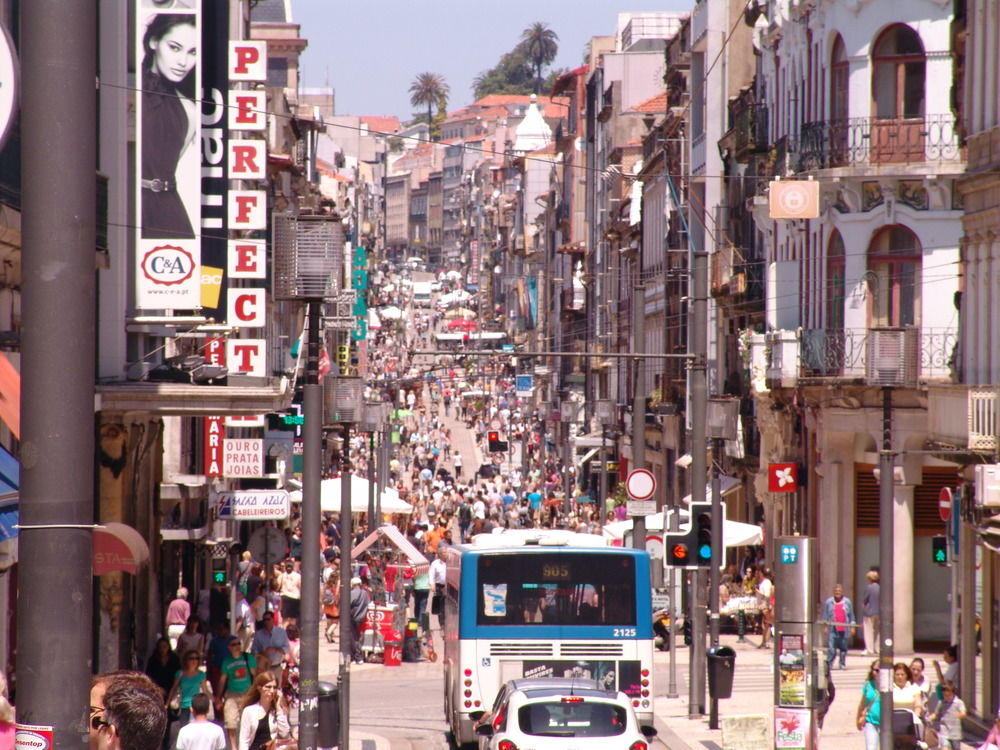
(135, 4, 202, 308)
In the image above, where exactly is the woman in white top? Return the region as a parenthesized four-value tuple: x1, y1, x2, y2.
(892, 662, 925, 730)
(910, 657, 934, 703)
(238, 673, 291, 750)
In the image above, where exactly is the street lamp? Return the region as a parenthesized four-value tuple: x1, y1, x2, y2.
(594, 399, 615, 525)
(272, 213, 343, 750)
(706, 396, 739, 729)
(323, 374, 364, 750)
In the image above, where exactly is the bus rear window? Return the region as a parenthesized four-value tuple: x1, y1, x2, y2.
(476, 552, 636, 626)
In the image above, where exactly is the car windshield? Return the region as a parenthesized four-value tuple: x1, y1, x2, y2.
(517, 701, 627, 737)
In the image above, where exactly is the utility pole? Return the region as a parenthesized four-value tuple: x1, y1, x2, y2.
(18, 1, 96, 743)
(689, 250, 709, 718)
(299, 303, 322, 750)
(632, 283, 646, 550)
(879, 388, 895, 750)
(339, 436, 354, 750)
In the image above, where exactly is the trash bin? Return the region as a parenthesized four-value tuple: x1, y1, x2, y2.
(404, 618, 421, 662)
(384, 629, 403, 667)
(317, 681, 339, 749)
(706, 645, 736, 699)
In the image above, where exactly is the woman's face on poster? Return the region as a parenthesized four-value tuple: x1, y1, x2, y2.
(150, 21, 197, 83)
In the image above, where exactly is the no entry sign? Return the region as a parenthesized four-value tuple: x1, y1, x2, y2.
(626, 468, 656, 500)
(938, 487, 953, 523)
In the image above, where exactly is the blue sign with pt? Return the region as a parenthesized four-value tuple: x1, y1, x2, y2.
(780, 544, 799, 564)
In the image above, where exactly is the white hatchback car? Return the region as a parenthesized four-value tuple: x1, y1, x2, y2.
(475, 680, 657, 750)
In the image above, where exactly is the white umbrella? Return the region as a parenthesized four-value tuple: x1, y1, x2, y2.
(379, 305, 403, 320)
(319, 475, 413, 514)
(368, 309, 382, 330)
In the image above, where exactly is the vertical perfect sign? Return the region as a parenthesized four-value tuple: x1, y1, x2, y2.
(134, 1, 203, 308)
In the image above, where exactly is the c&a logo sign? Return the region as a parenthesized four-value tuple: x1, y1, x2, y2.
(140, 244, 195, 287)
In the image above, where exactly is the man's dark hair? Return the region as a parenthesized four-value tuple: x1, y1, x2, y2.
(190, 693, 210, 716)
(103, 681, 167, 750)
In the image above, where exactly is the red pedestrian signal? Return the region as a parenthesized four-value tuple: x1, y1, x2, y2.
(668, 543, 690, 566)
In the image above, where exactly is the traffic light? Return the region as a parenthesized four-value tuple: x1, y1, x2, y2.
(336, 344, 350, 368)
(695, 508, 713, 566)
(667, 537, 692, 566)
(211, 558, 227, 585)
(932, 535, 948, 565)
(487, 431, 508, 452)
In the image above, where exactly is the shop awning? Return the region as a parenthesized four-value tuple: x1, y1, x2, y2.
(94, 522, 151, 576)
(0, 352, 19, 437)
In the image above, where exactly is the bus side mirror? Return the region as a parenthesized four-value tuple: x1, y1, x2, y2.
(475, 724, 494, 737)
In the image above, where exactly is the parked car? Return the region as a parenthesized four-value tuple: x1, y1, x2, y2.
(474, 677, 657, 750)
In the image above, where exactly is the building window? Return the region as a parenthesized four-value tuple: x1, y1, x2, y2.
(872, 24, 925, 119)
(827, 230, 846, 330)
(831, 35, 848, 121)
(867, 225, 921, 327)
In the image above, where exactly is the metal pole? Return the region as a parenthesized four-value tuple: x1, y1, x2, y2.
(339, 426, 353, 750)
(689, 250, 709, 718)
(19, 1, 95, 742)
(632, 284, 646, 550)
(878, 388, 895, 750)
(367, 431, 375, 533)
(666, 508, 680, 699)
(599, 427, 607, 526)
(299, 302, 322, 750)
(709, 440, 722, 729)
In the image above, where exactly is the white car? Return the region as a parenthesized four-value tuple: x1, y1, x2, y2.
(475, 678, 657, 750)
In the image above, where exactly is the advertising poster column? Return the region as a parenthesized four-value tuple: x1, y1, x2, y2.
(135, 0, 202, 308)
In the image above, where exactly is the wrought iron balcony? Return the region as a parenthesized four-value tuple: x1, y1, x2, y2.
(797, 115, 961, 171)
(758, 327, 958, 385)
(733, 103, 769, 158)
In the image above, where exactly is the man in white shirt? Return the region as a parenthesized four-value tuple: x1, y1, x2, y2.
(175, 694, 225, 750)
(429, 546, 448, 630)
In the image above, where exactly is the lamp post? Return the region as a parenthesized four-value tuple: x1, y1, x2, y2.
(323, 375, 364, 750)
(595, 399, 615, 529)
(560, 397, 577, 514)
(706, 396, 740, 730)
(272, 214, 343, 750)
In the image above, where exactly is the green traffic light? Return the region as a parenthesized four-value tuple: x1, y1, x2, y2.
(698, 544, 712, 561)
(934, 550, 946, 562)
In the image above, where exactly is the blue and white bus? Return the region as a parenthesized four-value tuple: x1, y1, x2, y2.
(442, 529, 654, 745)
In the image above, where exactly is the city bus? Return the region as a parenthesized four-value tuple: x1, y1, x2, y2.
(441, 529, 654, 745)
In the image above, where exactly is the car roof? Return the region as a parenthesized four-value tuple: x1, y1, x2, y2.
(503, 677, 611, 697)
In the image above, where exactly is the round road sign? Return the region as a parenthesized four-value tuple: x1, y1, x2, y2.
(626, 468, 656, 501)
(938, 487, 953, 523)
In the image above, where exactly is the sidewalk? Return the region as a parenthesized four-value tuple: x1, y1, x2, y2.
(652, 634, 942, 750)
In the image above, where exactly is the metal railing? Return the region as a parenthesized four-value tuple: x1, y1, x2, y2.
(797, 327, 957, 380)
(797, 115, 961, 171)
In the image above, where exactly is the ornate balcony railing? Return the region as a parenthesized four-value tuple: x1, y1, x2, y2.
(734, 103, 769, 157)
(798, 327, 957, 381)
(797, 115, 961, 171)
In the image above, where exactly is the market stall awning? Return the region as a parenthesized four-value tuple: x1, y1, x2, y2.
(351, 524, 429, 571)
(318, 475, 413, 515)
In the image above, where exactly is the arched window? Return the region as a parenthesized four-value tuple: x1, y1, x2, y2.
(827, 230, 846, 330)
(872, 24, 926, 119)
(831, 35, 849, 121)
(867, 225, 921, 327)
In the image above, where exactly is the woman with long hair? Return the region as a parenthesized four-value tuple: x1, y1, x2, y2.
(856, 659, 881, 750)
(144, 637, 181, 703)
(237, 672, 292, 750)
(139, 13, 197, 239)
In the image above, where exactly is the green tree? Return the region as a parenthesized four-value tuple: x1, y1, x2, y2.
(409, 72, 449, 140)
(472, 49, 535, 99)
(520, 22, 559, 94)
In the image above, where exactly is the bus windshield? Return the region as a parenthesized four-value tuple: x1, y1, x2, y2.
(475, 552, 636, 626)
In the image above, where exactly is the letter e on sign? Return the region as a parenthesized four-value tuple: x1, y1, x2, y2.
(228, 91, 266, 131)
(229, 41, 267, 82)
(228, 239, 266, 279)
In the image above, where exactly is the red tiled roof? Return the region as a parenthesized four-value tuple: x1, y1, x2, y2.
(360, 115, 401, 134)
(635, 92, 667, 113)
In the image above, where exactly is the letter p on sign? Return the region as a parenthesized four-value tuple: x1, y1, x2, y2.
(229, 41, 267, 82)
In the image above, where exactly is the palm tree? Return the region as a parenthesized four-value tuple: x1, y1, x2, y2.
(520, 22, 559, 94)
(409, 72, 449, 137)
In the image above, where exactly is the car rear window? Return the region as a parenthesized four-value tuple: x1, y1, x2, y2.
(516, 701, 627, 737)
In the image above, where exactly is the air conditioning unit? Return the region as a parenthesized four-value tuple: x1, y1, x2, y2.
(974, 464, 1000, 508)
(865, 327, 918, 387)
